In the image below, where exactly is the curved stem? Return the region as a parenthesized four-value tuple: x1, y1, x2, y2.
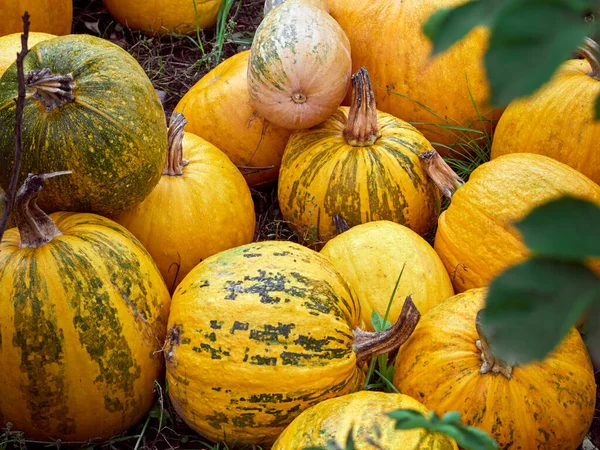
(353, 295, 420, 364)
(26, 68, 75, 112)
(163, 113, 190, 176)
(333, 213, 350, 235)
(418, 149, 465, 199)
(15, 172, 71, 249)
(475, 310, 513, 379)
(343, 67, 381, 147)
(579, 37, 600, 80)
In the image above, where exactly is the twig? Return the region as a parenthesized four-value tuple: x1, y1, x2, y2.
(0, 12, 30, 242)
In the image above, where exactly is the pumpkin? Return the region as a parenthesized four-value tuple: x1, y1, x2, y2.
(393, 288, 596, 449)
(491, 38, 600, 185)
(327, 0, 501, 152)
(272, 391, 458, 449)
(102, 0, 223, 35)
(321, 219, 454, 330)
(174, 51, 293, 187)
(0, 32, 54, 76)
(247, 0, 352, 130)
(111, 113, 256, 293)
(0, 172, 171, 441)
(264, 0, 329, 15)
(278, 68, 440, 248)
(0, 34, 168, 215)
(422, 151, 600, 293)
(165, 240, 420, 446)
(0, 0, 72, 36)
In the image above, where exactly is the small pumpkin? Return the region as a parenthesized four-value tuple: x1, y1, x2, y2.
(0, 172, 171, 441)
(272, 391, 458, 449)
(394, 288, 596, 449)
(174, 51, 293, 187)
(111, 113, 256, 293)
(278, 68, 439, 248)
(0, 34, 168, 215)
(491, 38, 600, 185)
(102, 0, 223, 35)
(0, 0, 72, 36)
(0, 32, 54, 76)
(247, 0, 352, 130)
(321, 219, 454, 330)
(264, 0, 329, 15)
(165, 240, 420, 446)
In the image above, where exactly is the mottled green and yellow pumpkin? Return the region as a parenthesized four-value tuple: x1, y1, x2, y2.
(321, 220, 453, 330)
(0, 34, 168, 215)
(165, 240, 420, 446)
(174, 51, 293, 187)
(0, 173, 171, 441)
(491, 38, 600, 185)
(278, 68, 439, 247)
(111, 113, 256, 293)
(0, 0, 72, 36)
(0, 32, 54, 76)
(394, 288, 596, 449)
(247, 0, 352, 130)
(272, 391, 458, 449)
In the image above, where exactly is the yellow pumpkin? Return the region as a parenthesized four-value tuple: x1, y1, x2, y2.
(0, 0, 72, 36)
(272, 391, 458, 449)
(394, 288, 596, 450)
(491, 38, 600, 185)
(0, 173, 171, 441)
(174, 51, 293, 187)
(0, 32, 54, 76)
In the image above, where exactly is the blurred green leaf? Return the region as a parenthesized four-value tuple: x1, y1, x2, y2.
(371, 310, 391, 333)
(388, 409, 431, 430)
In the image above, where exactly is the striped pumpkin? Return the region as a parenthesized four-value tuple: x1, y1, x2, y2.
(0, 173, 171, 441)
(0, 34, 168, 215)
(0, 0, 72, 36)
(278, 68, 439, 247)
(0, 32, 55, 76)
(165, 240, 420, 446)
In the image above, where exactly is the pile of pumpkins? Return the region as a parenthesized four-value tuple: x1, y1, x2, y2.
(0, 0, 599, 448)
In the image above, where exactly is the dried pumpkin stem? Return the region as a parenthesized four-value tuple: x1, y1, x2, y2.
(343, 67, 382, 147)
(353, 295, 420, 364)
(579, 37, 600, 80)
(418, 149, 465, 199)
(15, 171, 71, 249)
(164, 112, 190, 176)
(475, 310, 513, 379)
(26, 68, 75, 112)
(332, 213, 350, 235)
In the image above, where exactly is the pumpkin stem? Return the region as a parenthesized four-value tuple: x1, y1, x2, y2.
(579, 38, 600, 80)
(475, 310, 513, 379)
(418, 149, 465, 199)
(343, 67, 382, 147)
(353, 295, 420, 364)
(15, 171, 71, 249)
(164, 113, 190, 176)
(26, 68, 75, 112)
(333, 213, 350, 235)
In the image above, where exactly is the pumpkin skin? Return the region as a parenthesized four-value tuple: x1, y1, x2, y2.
(165, 241, 366, 446)
(327, 0, 500, 152)
(434, 153, 600, 293)
(174, 51, 293, 187)
(0, 212, 171, 441)
(0, 34, 168, 215)
(102, 0, 223, 35)
(247, 0, 352, 130)
(321, 221, 453, 330)
(0, 0, 72, 36)
(0, 32, 54, 76)
(394, 288, 596, 450)
(272, 391, 458, 449)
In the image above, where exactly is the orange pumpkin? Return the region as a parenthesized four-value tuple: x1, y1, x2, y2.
(0, 0, 72, 36)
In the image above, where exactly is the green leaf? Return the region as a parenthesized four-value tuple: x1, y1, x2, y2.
(584, 302, 600, 366)
(442, 411, 462, 425)
(435, 423, 499, 450)
(486, 0, 591, 106)
(388, 409, 431, 430)
(515, 196, 600, 260)
(345, 427, 355, 450)
(482, 259, 600, 365)
(370, 310, 391, 333)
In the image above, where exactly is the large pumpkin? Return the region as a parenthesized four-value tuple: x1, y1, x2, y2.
(247, 0, 352, 130)
(394, 288, 596, 449)
(0, 173, 171, 441)
(272, 391, 458, 449)
(491, 38, 600, 185)
(102, 0, 223, 35)
(328, 0, 500, 152)
(165, 240, 420, 446)
(0, 32, 54, 76)
(174, 51, 293, 187)
(111, 113, 256, 293)
(0, 34, 168, 215)
(321, 220, 453, 330)
(0, 0, 72, 36)
(278, 68, 439, 248)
